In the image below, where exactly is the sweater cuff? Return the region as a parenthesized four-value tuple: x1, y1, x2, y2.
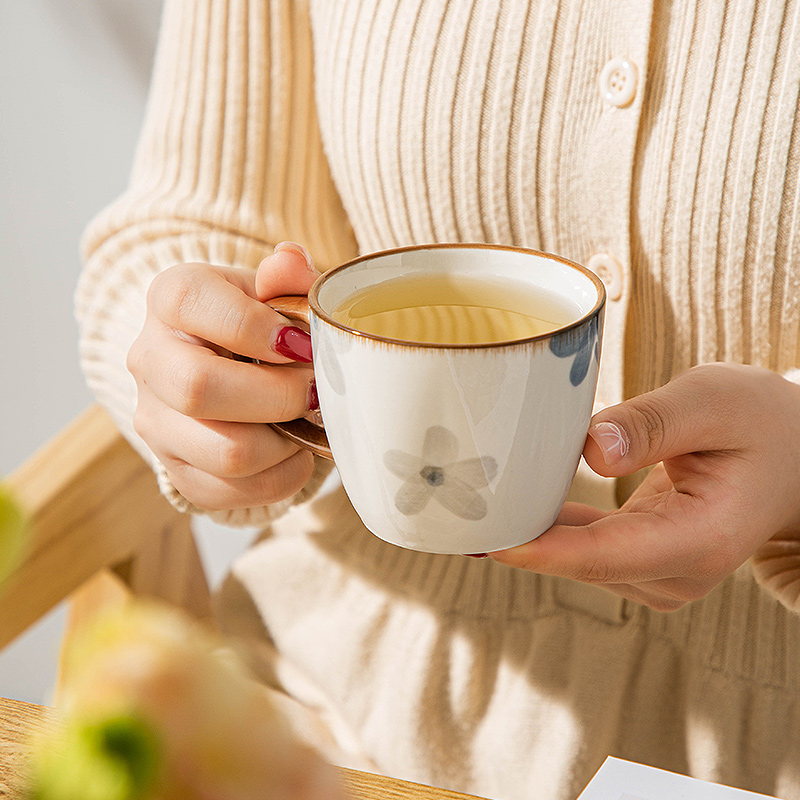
(154, 455, 336, 528)
(749, 367, 800, 614)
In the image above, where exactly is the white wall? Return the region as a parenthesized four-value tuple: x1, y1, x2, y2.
(0, 1, 253, 705)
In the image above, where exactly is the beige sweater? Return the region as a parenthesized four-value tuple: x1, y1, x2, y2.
(77, 1, 800, 798)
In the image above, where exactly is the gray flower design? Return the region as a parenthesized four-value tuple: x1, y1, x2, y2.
(318, 333, 346, 395)
(384, 426, 498, 521)
(311, 318, 347, 396)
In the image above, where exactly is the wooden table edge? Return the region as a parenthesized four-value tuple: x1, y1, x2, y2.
(0, 696, 488, 800)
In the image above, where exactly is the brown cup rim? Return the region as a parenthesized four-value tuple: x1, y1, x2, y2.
(307, 242, 606, 350)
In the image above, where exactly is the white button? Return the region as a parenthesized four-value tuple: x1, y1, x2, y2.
(599, 58, 638, 107)
(587, 253, 624, 301)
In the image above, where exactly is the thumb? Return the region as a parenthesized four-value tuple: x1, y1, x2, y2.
(583, 365, 742, 477)
(255, 241, 320, 302)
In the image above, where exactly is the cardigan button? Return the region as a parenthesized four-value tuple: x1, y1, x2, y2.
(587, 252, 624, 301)
(599, 58, 638, 108)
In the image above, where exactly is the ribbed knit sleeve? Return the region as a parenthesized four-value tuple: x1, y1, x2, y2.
(75, 0, 358, 526)
(751, 366, 800, 613)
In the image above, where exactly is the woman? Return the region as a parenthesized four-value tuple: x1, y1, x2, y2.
(77, 1, 800, 797)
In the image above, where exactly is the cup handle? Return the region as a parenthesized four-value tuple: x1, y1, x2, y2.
(266, 296, 333, 461)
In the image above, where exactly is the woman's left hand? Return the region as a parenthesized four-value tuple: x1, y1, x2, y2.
(490, 363, 800, 612)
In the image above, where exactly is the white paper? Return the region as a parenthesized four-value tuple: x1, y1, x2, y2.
(578, 758, 780, 800)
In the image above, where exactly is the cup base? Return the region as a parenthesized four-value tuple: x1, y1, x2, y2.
(362, 520, 554, 556)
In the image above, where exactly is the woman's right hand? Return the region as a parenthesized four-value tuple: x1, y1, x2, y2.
(127, 242, 320, 511)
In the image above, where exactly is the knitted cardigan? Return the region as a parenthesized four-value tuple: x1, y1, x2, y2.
(76, 1, 800, 798)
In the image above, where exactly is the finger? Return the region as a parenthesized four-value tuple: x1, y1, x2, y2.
(148, 263, 312, 364)
(551, 502, 608, 527)
(134, 394, 302, 478)
(583, 364, 757, 478)
(133, 326, 316, 422)
(167, 449, 316, 511)
(618, 464, 672, 504)
(489, 491, 715, 584)
(255, 241, 320, 302)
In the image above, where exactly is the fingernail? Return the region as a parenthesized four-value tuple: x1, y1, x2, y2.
(464, 553, 488, 559)
(274, 326, 313, 362)
(308, 380, 319, 411)
(274, 241, 315, 272)
(587, 421, 629, 465)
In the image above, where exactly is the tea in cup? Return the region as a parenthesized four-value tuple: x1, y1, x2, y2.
(270, 243, 605, 555)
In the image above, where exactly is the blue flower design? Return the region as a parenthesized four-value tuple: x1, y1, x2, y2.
(549, 316, 599, 386)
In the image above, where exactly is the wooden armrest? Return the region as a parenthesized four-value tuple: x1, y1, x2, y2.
(0, 405, 205, 649)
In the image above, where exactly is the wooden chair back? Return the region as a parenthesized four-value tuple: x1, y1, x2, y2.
(0, 405, 211, 696)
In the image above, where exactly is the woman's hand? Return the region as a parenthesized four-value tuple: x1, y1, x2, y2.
(127, 242, 320, 511)
(490, 363, 800, 612)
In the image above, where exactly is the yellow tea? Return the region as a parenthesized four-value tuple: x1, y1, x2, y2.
(330, 274, 576, 344)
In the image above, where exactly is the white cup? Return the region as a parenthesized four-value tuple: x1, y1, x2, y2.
(270, 244, 605, 555)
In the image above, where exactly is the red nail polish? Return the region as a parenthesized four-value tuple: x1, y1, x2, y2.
(308, 380, 319, 411)
(274, 326, 313, 363)
(465, 553, 488, 559)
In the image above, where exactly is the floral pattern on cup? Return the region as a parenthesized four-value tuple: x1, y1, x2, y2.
(549, 316, 599, 387)
(383, 425, 498, 521)
(314, 325, 347, 396)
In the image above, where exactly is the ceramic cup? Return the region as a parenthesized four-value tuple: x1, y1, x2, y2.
(269, 244, 605, 555)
